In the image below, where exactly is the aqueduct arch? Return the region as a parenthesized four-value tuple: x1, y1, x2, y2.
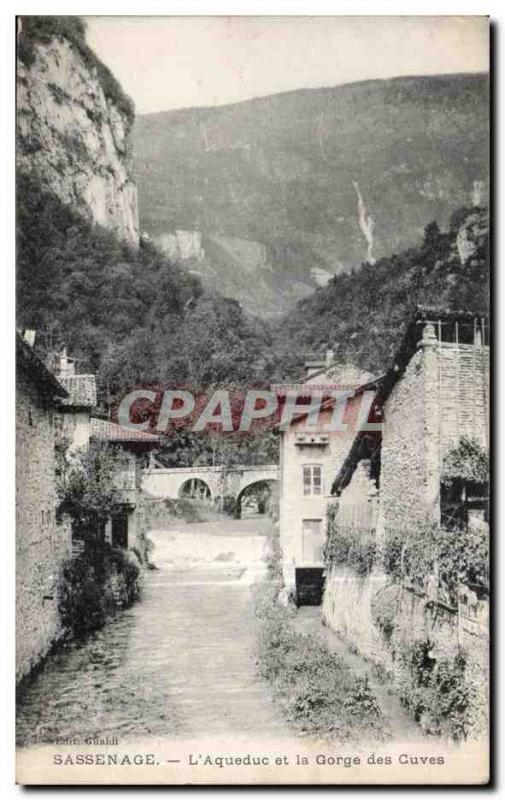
(178, 478, 212, 501)
(142, 464, 279, 508)
(236, 478, 279, 518)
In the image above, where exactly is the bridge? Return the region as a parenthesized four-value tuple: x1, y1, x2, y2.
(142, 463, 279, 513)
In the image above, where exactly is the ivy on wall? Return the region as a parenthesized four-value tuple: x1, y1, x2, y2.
(383, 523, 488, 606)
(441, 436, 489, 486)
(396, 639, 469, 740)
(324, 502, 376, 577)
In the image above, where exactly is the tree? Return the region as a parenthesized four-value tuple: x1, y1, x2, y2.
(56, 443, 120, 544)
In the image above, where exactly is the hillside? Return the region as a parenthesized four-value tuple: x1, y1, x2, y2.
(16, 172, 278, 404)
(15, 18, 278, 404)
(274, 205, 489, 380)
(134, 74, 489, 315)
(16, 19, 489, 403)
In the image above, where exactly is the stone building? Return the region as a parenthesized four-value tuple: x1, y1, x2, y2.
(331, 307, 490, 537)
(16, 334, 71, 682)
(90, 418, 159, 555)
(321, 308, 490, 735)
(276, 351, 375, 603)
(55, 349, 97, 451)
(16, 334, 160, 680)
(48, 347, 158, 558)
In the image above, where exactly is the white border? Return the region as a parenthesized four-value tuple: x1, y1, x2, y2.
(1, 3, 501, 797)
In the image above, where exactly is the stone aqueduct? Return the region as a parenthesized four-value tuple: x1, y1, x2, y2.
(142, 464, 279, 507)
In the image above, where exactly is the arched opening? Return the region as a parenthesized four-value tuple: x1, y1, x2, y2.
(179, 478, 212, 502)
(236, 479, 278, 519)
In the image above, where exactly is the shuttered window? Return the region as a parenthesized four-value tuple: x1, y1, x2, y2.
(302, 464, 322, 496)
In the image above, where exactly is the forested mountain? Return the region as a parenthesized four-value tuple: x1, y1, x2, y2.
(17, 169, 488, 401)
(134, 74, 489, 315)
(274, 205, 489, 380)
(16, 173, 278, 405)
(16, 18, 489, 406)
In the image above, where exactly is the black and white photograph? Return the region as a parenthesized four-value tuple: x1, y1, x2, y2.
(14, 13, 490, 785)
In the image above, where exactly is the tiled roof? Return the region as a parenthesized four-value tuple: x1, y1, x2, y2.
(58, 375, 97, 408)
(416, 305, 489, 322)
(304, 362, 375, 386)
(90, 417, 160, 443)
(17, 334, 68, 401)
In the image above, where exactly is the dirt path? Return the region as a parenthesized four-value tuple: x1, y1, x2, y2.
(293, 606, 424, 742)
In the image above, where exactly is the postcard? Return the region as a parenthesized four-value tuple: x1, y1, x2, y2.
(16, 15, 490, 785)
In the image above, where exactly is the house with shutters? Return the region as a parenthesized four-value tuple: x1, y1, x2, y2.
(275, 351, 377, 603)
(49, 347, 159, 556)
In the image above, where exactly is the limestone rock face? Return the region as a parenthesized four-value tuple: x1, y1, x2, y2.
(17, 36, 139, 246)
(455, 210, 488, 266)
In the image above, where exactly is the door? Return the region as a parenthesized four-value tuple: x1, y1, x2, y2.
(112, 512, 128, 549)
(302, 518, 324, 563)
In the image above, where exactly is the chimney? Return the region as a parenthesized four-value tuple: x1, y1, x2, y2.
(23, 330, 36, 347)
(58, 347, 76, 378)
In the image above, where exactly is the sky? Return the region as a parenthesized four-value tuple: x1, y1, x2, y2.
(85, 16, 489, 115)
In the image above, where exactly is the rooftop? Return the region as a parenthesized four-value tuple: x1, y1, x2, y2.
(90, 417, 160, 444)
(17, 333, 68, 402)
(58, 375, 97, 409)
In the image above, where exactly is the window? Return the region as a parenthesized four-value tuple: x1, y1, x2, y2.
(302, 519, 324, 563)
(303, 464, 322, 496)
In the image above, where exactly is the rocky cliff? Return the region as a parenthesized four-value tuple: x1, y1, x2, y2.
(17, 17, 139, 247)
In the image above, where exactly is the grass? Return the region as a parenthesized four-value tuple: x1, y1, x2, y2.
(254, 582, 388, 741)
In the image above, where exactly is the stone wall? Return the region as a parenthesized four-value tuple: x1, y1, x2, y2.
(16, 372, 71, 682)
(378, 346, 433, 535)
(322, 325, 489, 737)
(322, 568, 488, 737)
(322, 567, 391, 670)
(379, 327, 490, 535)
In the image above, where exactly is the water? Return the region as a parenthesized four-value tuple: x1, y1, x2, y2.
(17, 519, 288, 746)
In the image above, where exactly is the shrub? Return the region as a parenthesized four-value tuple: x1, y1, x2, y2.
(254, 583, 386, 740)
(264, 524, 283, 581)
(221, 494, 238, 517)
(109, 547, 143, 606)
(442, 437, 489, 486)
(58, 549, 107, 637)
(56, 443, 120, 544)
(396, 639, 469, 740)
(383, 524, 489, 605)
(324, 505, 376, 576)
(371, 583, 402, 643)
(58, 544, 142, 638)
